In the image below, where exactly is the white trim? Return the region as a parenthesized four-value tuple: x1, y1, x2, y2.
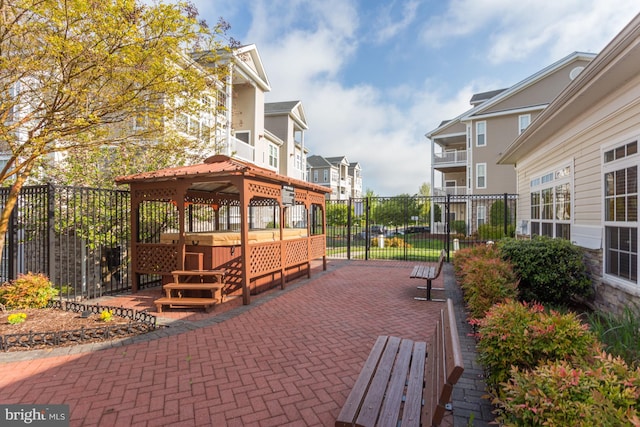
(465, 104, 547, 121)
(519, 114, 531, 135)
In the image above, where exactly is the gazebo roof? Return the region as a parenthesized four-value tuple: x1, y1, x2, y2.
(115, 155, 331, 195)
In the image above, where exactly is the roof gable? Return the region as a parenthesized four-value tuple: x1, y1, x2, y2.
(463, 52, 596, 120)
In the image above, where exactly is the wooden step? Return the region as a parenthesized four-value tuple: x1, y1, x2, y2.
(154, 297, 216, 313)
(162, 283, 222, 301)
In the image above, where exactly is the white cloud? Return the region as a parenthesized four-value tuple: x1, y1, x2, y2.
(421, 0, 638, 64)
(373, 0, 420, 43)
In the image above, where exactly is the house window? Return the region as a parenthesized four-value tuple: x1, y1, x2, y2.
(313, 170, 318, 182)
(604, 140, 638, 284)
(477, 205, 486, 227)
(268, 144, 278, 168)
(476, 163, 486, 189)
(235, 131, 250, 144)
(529, 164, 572, 239)
(519, 114, 531, 134)
(476, 121, 486, 147)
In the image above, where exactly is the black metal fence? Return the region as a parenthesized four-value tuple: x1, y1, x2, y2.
(1, 184, 131, 299)
(326, 194, 517, 262)
(0, 186, 517, 299)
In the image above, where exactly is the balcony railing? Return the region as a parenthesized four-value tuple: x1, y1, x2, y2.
(433, 186, 468, 196)
(227, 136, 254, 163)
(433, 149, 467, 166)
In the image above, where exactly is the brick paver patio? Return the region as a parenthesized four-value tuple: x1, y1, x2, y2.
(0, 260, 493, 426)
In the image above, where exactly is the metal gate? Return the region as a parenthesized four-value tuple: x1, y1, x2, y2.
(326, 194, 517, 262)
(1, 184, 131, 299)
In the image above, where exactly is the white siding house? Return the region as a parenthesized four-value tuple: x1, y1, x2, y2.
(498, 12, 640, 313)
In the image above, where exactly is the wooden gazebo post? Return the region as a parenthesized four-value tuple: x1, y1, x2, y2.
(239, 176, 251, 305)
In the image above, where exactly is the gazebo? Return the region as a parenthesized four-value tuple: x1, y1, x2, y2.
(116, 155, 331, 305)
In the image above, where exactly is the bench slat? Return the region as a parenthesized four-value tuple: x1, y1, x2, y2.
(400, 340, 427, 427)
(356, 336, 402, 427)
(336, 336, 389, 427)
(378, 339, 414, 426)
(443, 299, 465, 385)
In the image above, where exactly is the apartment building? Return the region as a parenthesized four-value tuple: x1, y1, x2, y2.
(264, 101, 309, 181)
(426, 52, 595, 233)
(307, 155, 362, 200)
(195, 45, 310, 180)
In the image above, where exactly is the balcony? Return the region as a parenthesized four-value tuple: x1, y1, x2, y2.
(227, 136, 255, 163)
(433, 149, 467, 167)
(433, 186, 468, 197)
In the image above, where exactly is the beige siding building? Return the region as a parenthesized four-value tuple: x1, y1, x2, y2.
(499, 13, 640, 313)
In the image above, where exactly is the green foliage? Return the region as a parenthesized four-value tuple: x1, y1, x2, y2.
(7, 313, 27, 324)
(496, 353, 640, 427)
(499, 236, 593, 304)
(372, 195, 421, 228)
(477, 224, 516, 240)
(0, 273, 59, 309)
(453, 244, 501, 281)
(457, 255, 519, 319)
(451, 220, 466, 235)
(475, 300, 598, 392)
(489, 200, 510, 226)
(326, 203, 351, 226)
(587, 305, 640, 368)
(384, 237, 412, 248)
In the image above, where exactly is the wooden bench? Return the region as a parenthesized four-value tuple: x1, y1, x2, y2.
(410, 249, 446, 301)
(154, 269, 226, 313)
(336, 298, 464, 427)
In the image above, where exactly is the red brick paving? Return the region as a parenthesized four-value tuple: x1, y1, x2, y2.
(0, 260, 451, 426)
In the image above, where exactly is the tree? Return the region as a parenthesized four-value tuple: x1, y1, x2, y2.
(0, 0, 229, 257)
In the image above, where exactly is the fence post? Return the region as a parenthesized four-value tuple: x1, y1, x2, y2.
(365, 197, 370, 260)
(347, 198, 352, 260)
(446, 194, 451, 262)
(7, 191, 17, 280)
(47, 183, 56, 281)
(503, 193, 508, 237)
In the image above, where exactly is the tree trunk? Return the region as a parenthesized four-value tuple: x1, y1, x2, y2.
(0, 163, 34, 267)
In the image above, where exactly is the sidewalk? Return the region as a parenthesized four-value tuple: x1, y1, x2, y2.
(0, 260, 494, 426)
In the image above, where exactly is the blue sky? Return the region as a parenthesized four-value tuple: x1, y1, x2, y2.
(191, 0, 638, 195)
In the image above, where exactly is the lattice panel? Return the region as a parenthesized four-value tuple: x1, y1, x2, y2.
(285, 239, 309, 267)
(310, 235, 326, 258)
(310, 194, 326, 205)
(249, 243, 282, 276)
(134, 187, 177, 201)
(135, 244, 178, 273)
(294, 190, 308, 203)
(248, 182, 281, 199)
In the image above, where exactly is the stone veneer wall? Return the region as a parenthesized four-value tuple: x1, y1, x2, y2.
(583, 248, 640, 316)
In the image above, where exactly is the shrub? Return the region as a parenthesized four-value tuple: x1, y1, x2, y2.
(496, 353, 640, 426)
(451, 220, 466, 235)
(499, 236, 592, 304)
(453, 244, 501, 278)
(477, 224, 516, 240)
(384, 237, 411, 248)
(0, 273, 59, 309)
(475, 299, 598, 392)
(458, 257, 518, 319)
(587, 305, 640, 368)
